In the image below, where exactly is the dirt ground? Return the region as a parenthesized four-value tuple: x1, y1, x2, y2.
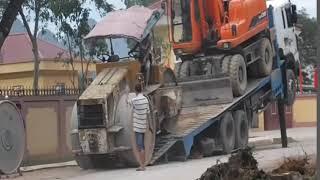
(198, 148, 316, 180)
(6, 128, 316, 180)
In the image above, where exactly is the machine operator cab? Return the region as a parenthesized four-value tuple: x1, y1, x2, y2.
(84, 6, 164, 87)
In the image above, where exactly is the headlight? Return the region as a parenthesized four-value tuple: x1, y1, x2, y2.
(223, 42, 231, 49)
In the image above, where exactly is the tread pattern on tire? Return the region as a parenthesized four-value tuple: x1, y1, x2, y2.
(257, 38, 273, 76)
(234, 110, 249, 149)
(229, 54, 247, 96)
(219, 112, 235, 154)
(222, 55, 232, 74)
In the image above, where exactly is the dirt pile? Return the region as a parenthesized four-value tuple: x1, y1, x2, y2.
(197, 148, 316, 180)
(272, 154, 315, 178)
(198, 147, 270, 180)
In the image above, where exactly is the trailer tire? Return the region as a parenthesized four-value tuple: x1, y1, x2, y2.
(234, 110, 249, 149)
(219, 112, 235, 154)
(74, 155, 94, 169)
(222, 55, 232, 74)
(257, 38, 273, 76)
(229, 54, 247, 96)
(285, 69, 296, 106)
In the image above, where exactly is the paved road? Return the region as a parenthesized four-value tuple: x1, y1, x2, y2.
(14, 127, 316, 180)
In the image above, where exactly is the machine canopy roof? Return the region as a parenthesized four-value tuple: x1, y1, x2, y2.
(84, 6, 164, 42)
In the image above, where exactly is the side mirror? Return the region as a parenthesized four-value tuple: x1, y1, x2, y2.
(161, 0, 166, 10)
(292, 4, 297, 12)
(291, 5, 298, 24)
(172, 10, 176, 19)
(292, 13, 297, 24)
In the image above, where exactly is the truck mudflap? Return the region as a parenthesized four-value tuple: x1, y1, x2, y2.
(178, 75, 233, 108)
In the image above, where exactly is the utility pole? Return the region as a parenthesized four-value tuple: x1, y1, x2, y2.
(317, 0, 320, 179)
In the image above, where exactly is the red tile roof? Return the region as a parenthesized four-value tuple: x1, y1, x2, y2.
(0, 33, 69, 64)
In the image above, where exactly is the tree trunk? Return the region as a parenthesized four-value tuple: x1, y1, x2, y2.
(79, 43, 85, 91)
(0, 0, 25, 49)
(19, 8, 40, 92)
(31, 39, 40, 91)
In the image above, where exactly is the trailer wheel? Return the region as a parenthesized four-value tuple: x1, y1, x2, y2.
(234, 110, 249, 149)
(285, 69, 296, 106)
(257, 38, 273, 76)
(74, 155, 94, 169)
(222, 55, 232, 74)
(219, 112, 235, 154)
(229, 54, 247, 96)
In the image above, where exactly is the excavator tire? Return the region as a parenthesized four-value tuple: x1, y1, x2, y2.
(178, 61, 198, 78)
(229, 54, 247, 96)
(219, 112, 235, 154)
(233, 110, 249, 149)
(222, 55, 232, 74)
(257, 38, 273, 76)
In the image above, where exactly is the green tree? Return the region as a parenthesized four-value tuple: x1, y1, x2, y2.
(0, 0, 25, 49)
(49, 0, 113, 90)
(19, 0, 50, 91)
(296, 8, 317, 65)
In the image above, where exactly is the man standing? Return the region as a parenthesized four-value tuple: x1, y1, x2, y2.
(131, 83, 150, 171)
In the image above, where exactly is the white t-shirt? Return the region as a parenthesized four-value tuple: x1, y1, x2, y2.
(131, 93, 150, 133)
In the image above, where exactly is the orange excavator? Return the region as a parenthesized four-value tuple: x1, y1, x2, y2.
(167, 0, 273, 96)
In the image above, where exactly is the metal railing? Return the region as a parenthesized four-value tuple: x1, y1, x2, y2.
(0, 88, 80, 97)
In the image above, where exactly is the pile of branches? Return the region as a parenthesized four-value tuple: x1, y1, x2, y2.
(198, 147, 270, 180)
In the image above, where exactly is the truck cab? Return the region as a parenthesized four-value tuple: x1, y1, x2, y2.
(267, 0, 300, 75)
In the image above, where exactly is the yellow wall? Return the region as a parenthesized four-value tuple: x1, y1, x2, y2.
(26, 106, 59, 156)
(39, 70, 79, 88)
(0, 60, 95, 88)
(0, 60, 96, 74)
(258, 95, 317, 129)
(0, 70, 78, 88)
(292, 95, 317, 124)
(0, 72, 34, 87)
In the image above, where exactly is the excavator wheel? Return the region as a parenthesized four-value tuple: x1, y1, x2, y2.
(219, 112, 235, 154)
(229, 54, 247, 96)
(177, 61, 197, 78)
(257, 38, 273, 76)
(222, 55, 232, 74)
(233, 110, 249, 149)
(0, 101, 25, 174)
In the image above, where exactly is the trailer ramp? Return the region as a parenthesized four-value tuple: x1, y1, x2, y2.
(150, 77, 271, 164)
(149, 135, 177, 165)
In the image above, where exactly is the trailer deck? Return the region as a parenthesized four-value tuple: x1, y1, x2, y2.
(150, 76, 272, 164)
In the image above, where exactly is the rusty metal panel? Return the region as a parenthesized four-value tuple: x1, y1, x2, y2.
(95, 60, 141, 90)
(78, 129, 108, 154)
(79, 68, 128, 101)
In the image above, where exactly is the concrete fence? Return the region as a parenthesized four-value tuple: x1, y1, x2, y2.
(1, 95, 77, 166)
(261, 94, 317, 130)
(1, 93, 317, 165)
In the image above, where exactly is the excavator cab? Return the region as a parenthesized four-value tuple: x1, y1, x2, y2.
(168, 0, 203, 55)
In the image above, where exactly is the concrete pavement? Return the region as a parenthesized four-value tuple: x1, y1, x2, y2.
(14, 127, 316, 180)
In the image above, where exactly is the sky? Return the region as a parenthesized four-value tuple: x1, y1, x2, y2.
(21, 0, 317, 35)
(100, 0, 317, 18)
(291, 0, 316, 18)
